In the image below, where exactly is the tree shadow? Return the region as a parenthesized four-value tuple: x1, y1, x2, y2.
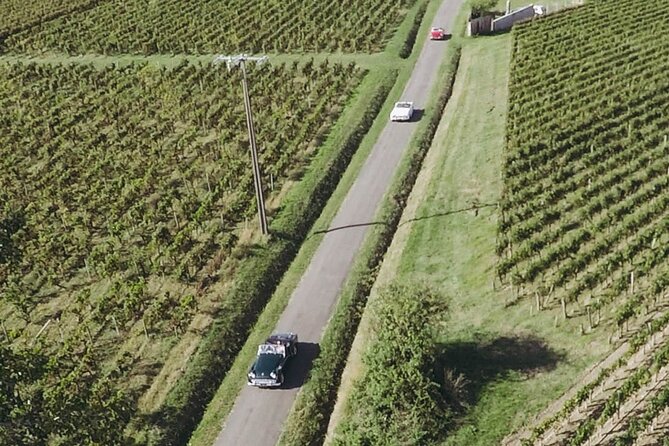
(280, 341, 320, 390)
(437, 334, 565, 409)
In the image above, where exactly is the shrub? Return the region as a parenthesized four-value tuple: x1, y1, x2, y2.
(333, 283, 450, 445)
(471, 0, 497, 17)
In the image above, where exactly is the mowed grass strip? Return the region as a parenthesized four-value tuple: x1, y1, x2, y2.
(402, 35, 611, 446)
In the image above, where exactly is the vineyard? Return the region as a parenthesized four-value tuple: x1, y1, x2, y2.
(499, 0, 669, 330)
(498, 0, 669, 444)
(0, 59, 364, 444)
(0, 0, 417, 56)
(515, 314, 669, 446)
(0, 0, 104, 38)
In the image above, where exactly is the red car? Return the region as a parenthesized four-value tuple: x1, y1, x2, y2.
(430, 27, 447, 40)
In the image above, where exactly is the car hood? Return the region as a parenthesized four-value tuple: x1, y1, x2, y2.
(251, 354, 283, 377)
(391, 107, 412, 117)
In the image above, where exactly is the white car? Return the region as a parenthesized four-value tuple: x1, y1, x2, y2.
(390, 101, 414, 122)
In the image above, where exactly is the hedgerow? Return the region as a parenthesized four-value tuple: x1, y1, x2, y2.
(332, 283, 451, 445)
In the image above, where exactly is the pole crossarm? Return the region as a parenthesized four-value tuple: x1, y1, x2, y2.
(213, 54, 269, 71)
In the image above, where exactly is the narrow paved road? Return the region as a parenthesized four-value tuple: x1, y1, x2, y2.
(214, 1, 464, 444)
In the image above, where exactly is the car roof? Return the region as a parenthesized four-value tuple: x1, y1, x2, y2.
(268, 333, 297, 343)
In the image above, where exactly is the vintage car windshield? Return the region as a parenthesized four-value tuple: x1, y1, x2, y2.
(396, 103, 411, 108)
(255, 353, 282, 372)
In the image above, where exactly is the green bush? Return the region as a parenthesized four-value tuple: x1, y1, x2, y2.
(399, 1, 428, 59)
(333, 283, 450, 445)
(470, 0, 497, 17)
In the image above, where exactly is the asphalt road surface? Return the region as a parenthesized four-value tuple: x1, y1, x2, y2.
(214, 1, 464, 444)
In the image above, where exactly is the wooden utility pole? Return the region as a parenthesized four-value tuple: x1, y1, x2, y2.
(214, 54, 269, 235)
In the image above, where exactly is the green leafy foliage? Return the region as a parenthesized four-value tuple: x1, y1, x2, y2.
(0, 59, 362, 316)
(1, 0, 416, 55)
(399, 1, 428, 59)
(522, 318, 669, 444)
(0, 59, 364, 444)
(0, 340, 134, 445)
(150, 68, 395, 446)
(470, 0, 497, 17)
(334, 283, 451, 445)
(498, 0, 669, 324)
(0, 0, 104, 38)
(504, 1, 669, 443)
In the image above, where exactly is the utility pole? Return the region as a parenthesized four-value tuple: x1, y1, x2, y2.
(214, 54, 269, 235)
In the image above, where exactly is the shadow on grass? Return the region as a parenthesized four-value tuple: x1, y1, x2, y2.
(400, 202, 498, 226)
(437, 334, 565, 409)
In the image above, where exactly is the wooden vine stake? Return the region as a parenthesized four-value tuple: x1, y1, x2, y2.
(142, 318, 150, 340)
(561, 297, 567, 320)
(33, 319, 52, 345)
(84, 259, 91, 279)
(172, 206, 180, 229)
(597, 300, 601, 325)
(630, 271, 635, 294)
(111, 315, 120, 336)
(1, 321, 8, 342)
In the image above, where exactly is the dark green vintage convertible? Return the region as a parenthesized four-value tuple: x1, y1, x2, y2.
(247, 333, 298, 387)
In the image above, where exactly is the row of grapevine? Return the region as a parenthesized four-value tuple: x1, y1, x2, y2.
(1, 0, 417, 55)
(501, 0, 669, 444)
(0, 58, 364, 443)
(498, 0, 669, 332)
(517, 313, 669, 445)
(0, 0, 105, 38)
